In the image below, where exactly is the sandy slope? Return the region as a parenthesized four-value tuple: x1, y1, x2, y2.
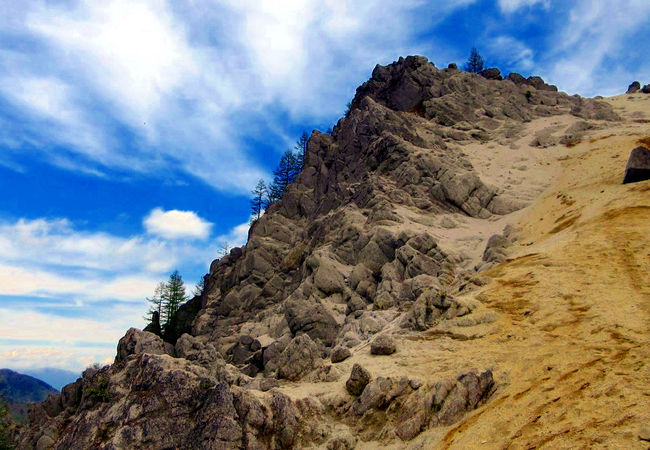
(411, 93, 650, 449)
(279, 94, 650, 449)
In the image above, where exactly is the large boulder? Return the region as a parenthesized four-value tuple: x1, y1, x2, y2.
(346, 364, 371, 396)
(285, 298, 341, 346)
(115, 328, 168, 363)
(370, 334, 397, 355)
(277, 334, 322, 381)
(627, 81, 641, 94)
(331, 346, 351, 363)
(623, 146, 650, 184)
(643, 84, 650, 94)
(479, 68, 502, 80)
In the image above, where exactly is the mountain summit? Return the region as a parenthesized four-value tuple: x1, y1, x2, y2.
(17, 56, 650, 449)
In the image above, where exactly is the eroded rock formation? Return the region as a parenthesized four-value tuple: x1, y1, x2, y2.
(16, 55, 620, 449)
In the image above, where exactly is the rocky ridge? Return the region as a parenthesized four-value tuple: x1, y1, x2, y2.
(16, 56, 622, 449)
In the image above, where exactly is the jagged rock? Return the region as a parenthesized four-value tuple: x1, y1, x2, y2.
(175, 333, 223, 369)
(506, 72, 527, 85)
(346, 364, 371, 396)
(402, 289, 451, 330)
(310, 364, 341, 382)
(627, 81, 641, 94)
(352, 376, 411, 414)
(482, 225, 515, 264)
(115, 328, 169, 362)
(623, 146, 650, 184)
(480, 68, 502, 80)
(331, 346, 351, 363)
(277, 334, 322, 381)
(226, 334, 262, 365)
(18, 54, 618, 448)
(438, 370, 494, 425)
(370, 334, 397, 355)
(285, 298, 341, 347)
(527, 76, 558, 92)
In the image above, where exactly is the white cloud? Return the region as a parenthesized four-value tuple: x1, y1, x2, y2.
(0, 306, 140, 372)
(539, 0, 650, 96)
(498, 0, 549, 13)
(0, 0, 480, 192)
(487, 36, 535, 71)
(0, 264, 157, 301)
(144, 208, 212, 240)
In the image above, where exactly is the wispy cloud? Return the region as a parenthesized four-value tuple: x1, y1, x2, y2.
(0, 0, 480, 193)
(498, 0, 549, 13)
(487, 36, 535, 71)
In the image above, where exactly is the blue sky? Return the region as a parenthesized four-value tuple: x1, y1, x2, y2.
(1, 0, 649, 373)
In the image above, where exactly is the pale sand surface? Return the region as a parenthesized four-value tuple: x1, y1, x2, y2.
(278, 94, 650, 449)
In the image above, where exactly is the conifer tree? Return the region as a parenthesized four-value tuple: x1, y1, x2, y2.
(163, 270, 187, 331)
(464, 47, 485, 73)
(294, 132, 309, 168)
(144, 271, 188, 340)
(268, 150, 300, 205)
(250, 179, 267, 221)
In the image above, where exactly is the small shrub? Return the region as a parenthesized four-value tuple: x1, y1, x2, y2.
(86, 376, 110, 403)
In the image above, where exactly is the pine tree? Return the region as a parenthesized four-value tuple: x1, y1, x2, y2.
(464, 47, 485, 73)
(144, 271, 188, 340)
(163, 270, 187, 332)
(294, 132, 309, 168)
(267, 150, 300, 205)
(146, 282, 166, 322)
(250, 179, 267, 221)
(193, 276, 206, 297)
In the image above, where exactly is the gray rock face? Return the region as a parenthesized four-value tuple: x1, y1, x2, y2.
(115, 328, 169, 363)
(346, 364, 371, 396)
(277, 334, 322, 381)
(21, 53, 623, 448)
(623, 146, 650, 184)
(627, 81, 641, 94)
(370, 334, 397, 355)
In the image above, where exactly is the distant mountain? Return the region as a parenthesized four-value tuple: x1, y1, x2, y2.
(22, 368, 79, 391)
(0, 369, 57, 422)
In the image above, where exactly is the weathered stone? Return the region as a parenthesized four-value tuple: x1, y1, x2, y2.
(623, 146, 650, 184)
(115, 328, 168, 363)
(643, 84, 650, 94)
(277, 334, 322, 381)
(346, 364, 371, 396)
(331, 346, 351, 363)
(479, 68, 502, 80)
(285, 298, 341, 347)
(370, 334, 397, 355)
(627, 81, 641, 94)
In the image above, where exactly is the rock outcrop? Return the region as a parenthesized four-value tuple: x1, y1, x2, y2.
(623, 146, 650, 184)
(627, 81, 641, 93)
(15, 55, 621, 449)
